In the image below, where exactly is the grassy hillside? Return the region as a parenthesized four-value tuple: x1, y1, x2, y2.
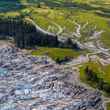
(31, 47, 87, 61)
(0, 0, 110, 47)
(0, 0, 110, 58)
(80, 61, 110, 95)
(19, 0, 110, 47)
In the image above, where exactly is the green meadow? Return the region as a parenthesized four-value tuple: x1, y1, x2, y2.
(31, 47, 87, 61)
(80, 61, 110, 96)
(0, 0, 110, 47)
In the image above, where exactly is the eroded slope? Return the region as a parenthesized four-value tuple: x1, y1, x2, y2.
(0, 43, 104, 110)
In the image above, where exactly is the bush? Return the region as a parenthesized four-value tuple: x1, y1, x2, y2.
(103, 83, 110, 93)
(85, 66, 98, 81)
(84, 66, 110, 94)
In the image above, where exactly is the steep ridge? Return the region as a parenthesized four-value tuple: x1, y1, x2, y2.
(0, 17, 58, 48)
(0, 17, 81, 50)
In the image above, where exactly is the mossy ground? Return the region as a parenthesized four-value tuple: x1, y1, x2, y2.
(31, 47, 87, 61)
(79, 61, 110, 96)
(107, 103, 110, 110)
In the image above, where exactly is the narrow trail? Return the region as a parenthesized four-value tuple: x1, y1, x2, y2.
(25, 18, 56, 36)
(27, 17, 64, 36)
(96, 40, 110, 57)
(50, 22, 63, 35)
(72, 21, 81, 38)
(44, 17, 64, 35)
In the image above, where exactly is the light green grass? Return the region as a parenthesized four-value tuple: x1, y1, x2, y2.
(31, 47, 86, 61)
(80, 61, 110, 84)
(29, 7, 110, 47)
(79, 61, 110, 97)
(107, 103, 110, 110)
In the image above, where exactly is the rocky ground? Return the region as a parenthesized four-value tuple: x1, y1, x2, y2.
(0, 43, 104, 110)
